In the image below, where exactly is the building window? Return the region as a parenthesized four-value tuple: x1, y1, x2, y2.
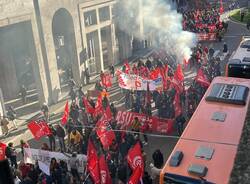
(99, 6, 110, 22)
(84, 10, 97, 26)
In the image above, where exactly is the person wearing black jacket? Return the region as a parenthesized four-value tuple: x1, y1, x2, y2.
(7, 106, 17, 130)
(5, 142, 17, 169)
(152, 149, 164, 169)
(55, 125, 66, 152)
(175, 114, 186, 136)
(48, 125, 56, 151)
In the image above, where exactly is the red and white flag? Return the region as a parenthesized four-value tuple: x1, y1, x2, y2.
(127, 142, 144, 177)
(27, 121, 52, 140)
(99, 155, 112, 184)
(195, 69, 210, 87)
(0, 142, 6, 160)
(102, 74, 112, 88)
(174, 64, 184, 82)
(94, 94, 104, 117)
(96, 119, 116, 150)
(61, 101, 69, 125)
(128, 166, 142, 184)
(87, 140, 100, 184)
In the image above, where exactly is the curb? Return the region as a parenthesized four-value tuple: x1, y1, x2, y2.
(229, 17, 247, 26)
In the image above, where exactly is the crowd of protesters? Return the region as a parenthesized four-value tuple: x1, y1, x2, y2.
(1, 42, 223, 183)
(182, 7, 228, 41)
(1, 23, 228, 184)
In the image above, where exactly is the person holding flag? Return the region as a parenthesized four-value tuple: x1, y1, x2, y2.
(127, 142, 145, 184)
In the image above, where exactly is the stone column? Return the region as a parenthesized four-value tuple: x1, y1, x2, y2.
(96, 9, 104, 72)
(30, 15, 49, 104)
(105, 25, 114, 66)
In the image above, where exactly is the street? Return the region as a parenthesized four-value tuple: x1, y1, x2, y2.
(1, 17, 249, 171)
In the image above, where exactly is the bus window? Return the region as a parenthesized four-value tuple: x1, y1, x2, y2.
(227, 63, 250, 79)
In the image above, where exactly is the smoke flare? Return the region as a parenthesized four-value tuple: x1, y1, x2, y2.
(116, 0, 197, 63)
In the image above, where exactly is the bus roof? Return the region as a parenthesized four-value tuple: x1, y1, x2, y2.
(160, 77, 250, 184)
(162, 140, 237, 184)
(182, 77, 250, 145)
(161, 139, 237, 184)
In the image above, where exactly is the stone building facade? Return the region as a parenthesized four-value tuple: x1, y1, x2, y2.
(0, 0, 141, 106)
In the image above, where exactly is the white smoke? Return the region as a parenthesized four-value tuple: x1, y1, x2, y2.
(116, 0, 197, 63)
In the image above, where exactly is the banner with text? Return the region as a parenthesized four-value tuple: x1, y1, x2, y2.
(116, 111, 174, 134)
(117, 71, 163, 91)
(24, 148, 87, 175)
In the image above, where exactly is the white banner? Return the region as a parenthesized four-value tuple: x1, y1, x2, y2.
(118, 72, 163, 91)
(24, 148, 87, 175)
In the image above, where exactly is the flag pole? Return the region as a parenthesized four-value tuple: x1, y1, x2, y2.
(83, 172, 91, 184)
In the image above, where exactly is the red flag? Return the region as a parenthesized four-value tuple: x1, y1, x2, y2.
(27, 121, 52, 140)
(124, 59, 130, 74)
(94, 94, 104, 116)
(101, 74, 112, 88)
(96, 119, 116, 150)
(0, 142, 6, 160)
(149, 68, 160, 80)
(160, 65, 169, 89)
(173, 94, 182, 118)
(128, 166, 142, 184)
(219, 0, 224, 15)
(87, 140, 100, 184)
(103, 105, 112, 121)
(174, 64, 184, 82)
(195, 69, 210, 87)
(61, 101, 69, 125)
(83, 97, 95, 114)
(99, 155, 112, 184)
(171, 77, 184, 94)
(127, 142, 144, 176)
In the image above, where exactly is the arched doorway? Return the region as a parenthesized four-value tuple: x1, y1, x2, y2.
(52, 8, 78, 88)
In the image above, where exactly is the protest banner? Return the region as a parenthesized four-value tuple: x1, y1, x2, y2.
(117, 71, 163, 91)
(24, 148, 87, 175)
(116, 111, 174, 134)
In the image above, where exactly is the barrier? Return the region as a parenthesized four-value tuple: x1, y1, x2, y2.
(197, 33, 217, 41)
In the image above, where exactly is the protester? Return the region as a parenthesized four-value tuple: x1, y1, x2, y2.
(152, 149, 164, 169)
(0, 112, 9, 135)
(109, 65, 115, 77)
(5, 142, 17, 169)
(50, 158, 63, 184)
(48, 125, 56, 151)
(19, 85, 27, 104)
(41, 143, 50, 151)
(69, 129, 82, 153)
(41, 103, 49, 122)
(149, 163, 162, 184)
(223, 42, 228, 53)
(69, 88, 76, 101)
(84, 68, 90, 85)
(7, 106, 18, 130)
(175, 114, 186, 136)
(13, 170, 22, 184)
(55, 125, 66, 152)
(69, 153, 80, 181)
(20, 140, 29, 159)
